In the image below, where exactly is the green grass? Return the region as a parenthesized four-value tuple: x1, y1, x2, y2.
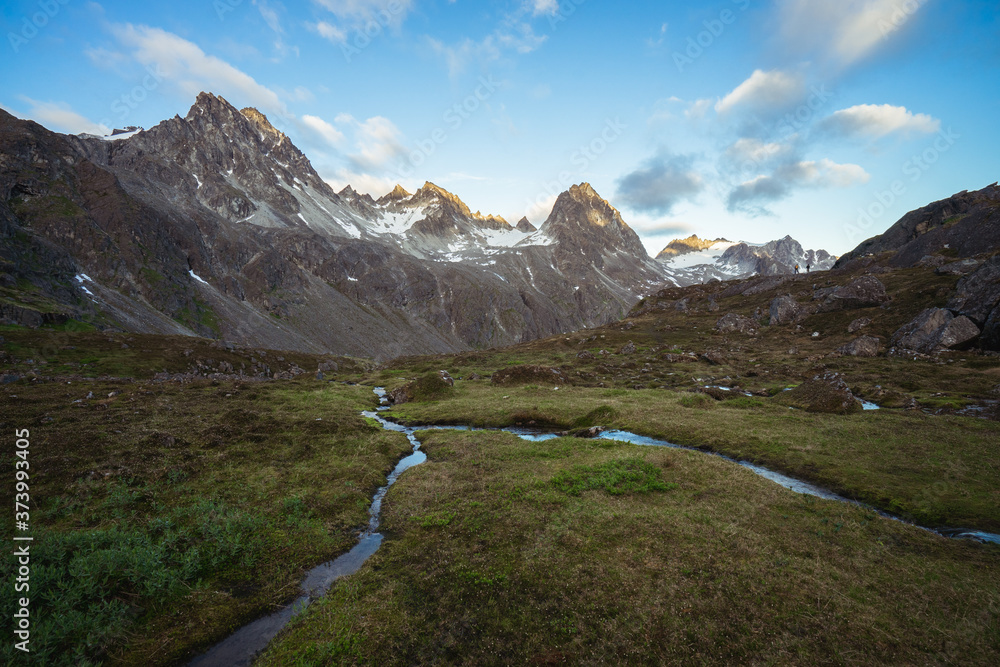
(389, 384, 1000, 531)
(259, 428, 1000, 665)
(0, 379, 410, 665)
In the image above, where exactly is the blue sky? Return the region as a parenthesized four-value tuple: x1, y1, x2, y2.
(2, 0, 998, 255)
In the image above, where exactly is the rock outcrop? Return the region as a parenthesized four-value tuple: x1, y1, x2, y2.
(836, 183, 1000, 268)
(891, 308, 981, 354)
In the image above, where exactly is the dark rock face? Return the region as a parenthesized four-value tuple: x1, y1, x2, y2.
(777, 373, 861, 414)
(815, 277, 888, 312)
(837, 336, 881, 358)
(715, 313, 759, 335)
(491, 365, 570, 387)
(836, 182, 1000, 268)
(769, 295, 800, 325)
(891, 308, 981, 354)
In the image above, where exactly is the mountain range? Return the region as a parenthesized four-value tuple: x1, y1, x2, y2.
(1, 92, 834, 359)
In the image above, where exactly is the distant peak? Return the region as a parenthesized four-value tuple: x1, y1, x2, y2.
(516, 216, 537, 233)
(339, 185, 357, 196)
(388, 184, 410, 199)
(187, 91, 236, 119)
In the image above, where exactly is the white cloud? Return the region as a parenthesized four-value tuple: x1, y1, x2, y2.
(725, 138, 794, 166)
(312, 20, 347, 44)
(302, 114, 346, 147)
(685, 98, 713, 120)
(715, 69, 806, 115)
(12, 97, 110, 135)
(776, 0, 927, 68)
(819, 104, 940, 140)
(110, 23, 293, 124)
(531, 0, 559, 17)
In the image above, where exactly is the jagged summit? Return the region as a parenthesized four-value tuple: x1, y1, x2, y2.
(516, 216, 537, 233)
(540, 183, 650, 263)
(377, 184, 411, 205)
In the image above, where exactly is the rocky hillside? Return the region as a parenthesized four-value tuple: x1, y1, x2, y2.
(0, 94, 663, 359)
(836, 183, 1000, 268)
(834, 181, 1000, 357)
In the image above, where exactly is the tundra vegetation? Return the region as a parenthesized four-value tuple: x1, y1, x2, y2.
(2, 257, 999, 665)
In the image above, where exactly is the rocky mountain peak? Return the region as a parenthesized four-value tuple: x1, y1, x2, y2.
(377, 184, 411, 205)
(542, 183, 649, 261)
(516, 216, 537, 233)
(412, 181, 470, 212)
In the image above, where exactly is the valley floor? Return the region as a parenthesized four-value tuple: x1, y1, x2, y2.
(2, 259, 999, 665)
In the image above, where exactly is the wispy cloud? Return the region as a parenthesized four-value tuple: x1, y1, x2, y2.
(302, 114, 346, 147)
(109, 23, 293, 123)
(715, 69, 807, 116)
(776, 0, 928, 68)
(728, 158, 869, 215)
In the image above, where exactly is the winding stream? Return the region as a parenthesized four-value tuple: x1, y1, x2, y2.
(189, 386, 999, 665)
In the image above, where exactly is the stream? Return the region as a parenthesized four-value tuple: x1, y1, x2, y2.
(189, 386, 999, 665)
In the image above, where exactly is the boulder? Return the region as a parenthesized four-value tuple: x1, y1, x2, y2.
(946, 256, 1000, 324)
(438, 370, 455, 387)
(847, 317, 872, 334)
(715, 313, 759, 335)
(577, 350, 595, 360)
(891, 308, 981, 354)
(837, 336, 881, 357)
(491, 365, 571, 387)
(816, 276, 889, 312)
(619, 341, 636, 355)
(775, 373, 861, 414)
(769, 295, 800, 325)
